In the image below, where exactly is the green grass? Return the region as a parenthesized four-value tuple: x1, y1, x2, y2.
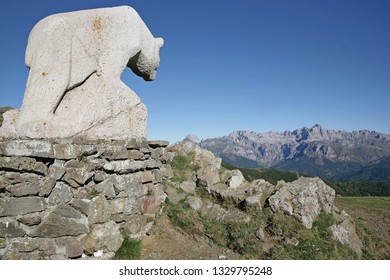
(165, 201, 199, 232)
(170, 151, 200, 182)
(266, 213, 358, 260)
(113, 236, 142, 260)
(335, 196, 390, 259)
(203, 216, 262, 256)
(335, 196, 390, 212)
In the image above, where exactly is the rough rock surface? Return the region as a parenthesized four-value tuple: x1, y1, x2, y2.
(0, 6, 163, 140)
(0, 138, 170, 259)
(269, 177, 335, 229)
(331, 209, 363, 257)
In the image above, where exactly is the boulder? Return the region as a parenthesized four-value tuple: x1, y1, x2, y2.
(245, 194, 262, 211)
(180, 180, 197, 194)
(225, 170, 245, 189)
(268, 177, 335, 229)
(331, 210, 363, 257)
(185, 196, 203, 211)
(170, 141, 222, 188)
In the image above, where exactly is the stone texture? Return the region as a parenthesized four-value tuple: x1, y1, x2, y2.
(185, 196, 203, 211)
(0, 140, 53, 158)
(39, 178, 57, 197)
(13, 239, 40, 253)
(0, 221, 25, 238)
(56, 237, 84, 259)
(53, 144, 83, 160)
(69, 199, 91, 216)
(30, 203, 89, 237)
(63, 167, 94, 187)
(47, 182, 73, 205)
(0, 156, 47, 176)
(94, 181, 116, 199)
(0, 137, 175, 259)
(331, 210, 363, 257)
(245, 194, 262, 211)
(121, 215, 148, 235)
(103, 160, 144, 174)
(83, 221, 123, 255)
(0, 6, 163, 140)
(4, 172, 42, 197)
(255, 228, 266, 241)
(225, 170, 245, 189)
(180, 180, 196, 194)
(88, 195, 111, 224)
(268, 177, 336, 229)
(17, 213, 42, 226)
(94, 171, 107, 183)
(0, 197, 46, 217)
(48, 164, 66, 180)
(100, 145, 129, 160)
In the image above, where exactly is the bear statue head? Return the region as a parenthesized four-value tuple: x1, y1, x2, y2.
(128, 37, 164, 81)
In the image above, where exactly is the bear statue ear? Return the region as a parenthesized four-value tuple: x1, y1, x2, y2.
(155, 37, 164, 48)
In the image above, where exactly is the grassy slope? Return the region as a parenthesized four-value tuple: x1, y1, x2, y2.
(335, 197, 390, 259)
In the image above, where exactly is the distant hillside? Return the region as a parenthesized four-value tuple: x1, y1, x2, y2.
(0, 106, 13, 126)
(333, 156, 390, 182)
(200, 124, 390, 182)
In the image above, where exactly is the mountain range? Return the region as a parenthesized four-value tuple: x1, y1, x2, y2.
(194, 124, 390, 182)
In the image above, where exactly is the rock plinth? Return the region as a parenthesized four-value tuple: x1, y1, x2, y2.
(0, 138, 171, 259)
(0, 6, 163, 140)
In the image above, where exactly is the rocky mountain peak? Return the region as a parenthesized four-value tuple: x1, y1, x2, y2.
(200, 125, 390, 181)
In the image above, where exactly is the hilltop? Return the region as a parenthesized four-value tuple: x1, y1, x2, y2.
(140, 140, 390, 260)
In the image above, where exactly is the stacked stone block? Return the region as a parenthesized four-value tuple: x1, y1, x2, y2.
(0, 138, 171, 259)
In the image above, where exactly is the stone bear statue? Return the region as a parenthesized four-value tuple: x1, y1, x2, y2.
(1, 6, 163, 140)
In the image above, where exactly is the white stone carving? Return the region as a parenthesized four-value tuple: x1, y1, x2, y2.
(0, 6, 163, 140)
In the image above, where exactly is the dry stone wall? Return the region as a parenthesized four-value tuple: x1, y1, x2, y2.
(0, 138, 171, 259)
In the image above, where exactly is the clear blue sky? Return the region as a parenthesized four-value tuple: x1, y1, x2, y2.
(0, 0, 389, 143)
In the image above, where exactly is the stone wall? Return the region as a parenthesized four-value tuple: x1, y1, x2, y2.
(0, 138, 172, 259)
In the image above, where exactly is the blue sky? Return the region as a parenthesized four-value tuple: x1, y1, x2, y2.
(0, 0, 389, 143)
